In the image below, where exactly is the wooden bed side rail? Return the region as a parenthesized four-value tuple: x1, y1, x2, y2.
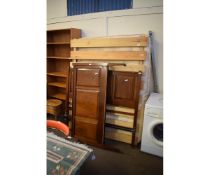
(70, 61, 145, 72)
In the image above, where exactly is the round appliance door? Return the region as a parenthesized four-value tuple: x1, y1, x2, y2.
(148, 119, 163, 147)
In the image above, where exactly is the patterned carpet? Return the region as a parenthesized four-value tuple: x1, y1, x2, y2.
(47, 133, 93, 175)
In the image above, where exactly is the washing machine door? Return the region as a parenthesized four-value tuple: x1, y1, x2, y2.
(149, 120, 163, 147)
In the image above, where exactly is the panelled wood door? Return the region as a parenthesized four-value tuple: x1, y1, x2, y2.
(106, 71, 142, 145)
(107, 71, 141, 108)
(72, 63, 108, 144)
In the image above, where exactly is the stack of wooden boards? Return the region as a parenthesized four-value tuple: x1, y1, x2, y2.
(71, 35, 150, 145)
(105, 105, 135, 144)
(71, 35, 148, 71)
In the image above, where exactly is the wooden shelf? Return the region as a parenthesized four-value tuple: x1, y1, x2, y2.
(49, 94, 72, 102)
(47, 42, 70, 45)
(47, 72, 67, 78)
(48, 82, 66, 88)
(47, 56, 71, 60)
(49, 93, 66, 100)
(47, 28, 81, 117)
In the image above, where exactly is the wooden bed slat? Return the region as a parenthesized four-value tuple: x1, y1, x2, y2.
(71, 51, 146, 60)
(71, 36, 148, 48)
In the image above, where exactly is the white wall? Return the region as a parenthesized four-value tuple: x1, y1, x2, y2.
(47, 0, 67, 18)
(47, 0, 163, 93)
(133, 0, 163, 8)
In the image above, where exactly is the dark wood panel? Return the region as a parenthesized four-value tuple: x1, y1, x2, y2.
(106, 71, 113, 104)
(72, 63, 108, 145)
(47, 45, 70, 57)
(47, 30, 70, 43)
(70, 29, 81, 40)
(106, 70, 142, 145)
(47, 59, 70, 73)
(107, 71, 141, 108)
(114, 74, 135, 100)
(47, 86, 66, 95)
(75, 89, 99, 118)
(75, 117, 98, 141)
(76, 68, 100, 87)
(68, 69, 73, 98)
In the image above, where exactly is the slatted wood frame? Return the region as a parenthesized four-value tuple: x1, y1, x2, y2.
(70, 35, 148, 146)
(70, 35, 148, 72)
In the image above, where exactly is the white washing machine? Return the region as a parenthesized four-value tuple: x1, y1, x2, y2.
(141, 93, 163, 157)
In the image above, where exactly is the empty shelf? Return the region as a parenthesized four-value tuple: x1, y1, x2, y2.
(47, 42, 70, 45)
(47, 56, 71, 60)
(47, 72, 67, 78)
(48, 82, 66, 88)
(49, 93, 66, 100)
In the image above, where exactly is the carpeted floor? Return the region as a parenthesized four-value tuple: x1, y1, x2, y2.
(47, 116, 163, 175)
(80, 139, 163, 175)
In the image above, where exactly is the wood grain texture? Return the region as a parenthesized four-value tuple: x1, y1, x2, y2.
(106, 71, 142, 145)
(115, 75, 136, 100)
(47, 42, 70, 45)
(106, 105, 135, 114)
(70, 28, 81, 40)
(49, 93, 66, 100)
(47, 72, 67, 77)
(75, 89, 99, 119)
(47, 29, 70, 43)
(105, 127, 132, 144)
(48, 82, 66, 88)
(47, 99, 62, 106)
(107, 71, 141, 108)
(105, 112, 134, 128)
(47, 56, 71, 60)
(76, 68, 100, 87)
(47, 45, 70, 57)
(71, 36, 148, 47)
(75, 117, 98, 140)
(71, 51, 146, 60)
(72, 63, 108, 145)
(47, 99, 63, 117)
(109, 64, 144, 72)
(134, 105, 146, 144)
